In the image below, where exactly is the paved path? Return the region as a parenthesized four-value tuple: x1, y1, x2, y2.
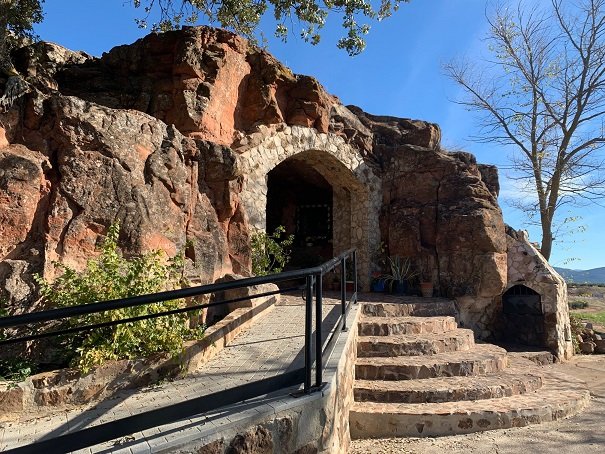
(350, 354, 605, 454)
(0, 293, 343, 453)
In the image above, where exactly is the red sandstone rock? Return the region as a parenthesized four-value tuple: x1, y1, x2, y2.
(50, 27, 339, 147)
(376, 144, 507, 298)
(349, 105, 442, 150)
(0, 90, 248, 313)
(0, 26, 505, 331)
(0, 145, 49, 259)
(0, 126, 8, 148)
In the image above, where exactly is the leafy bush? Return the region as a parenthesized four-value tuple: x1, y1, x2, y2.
(0, 358, 35, 384)
(35, 222, 204, 373)
(569, 300, 590, 310)
(251, 226, 294, 276)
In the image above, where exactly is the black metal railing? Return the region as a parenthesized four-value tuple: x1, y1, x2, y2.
(0, 249, 358, 454)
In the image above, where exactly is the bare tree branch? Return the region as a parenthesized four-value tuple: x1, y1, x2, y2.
(446, 0, 605, 260)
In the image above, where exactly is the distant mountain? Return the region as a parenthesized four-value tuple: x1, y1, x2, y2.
(554, 267, 605, 284)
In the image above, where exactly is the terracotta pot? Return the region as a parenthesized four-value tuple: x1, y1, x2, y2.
(420, 282, 433, 298)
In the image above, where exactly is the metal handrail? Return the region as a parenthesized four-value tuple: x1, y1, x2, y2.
(0, 248, 358, 454)
(0, 248, 355, 330)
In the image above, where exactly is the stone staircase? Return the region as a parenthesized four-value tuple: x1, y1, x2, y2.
(349, 298, 590, 438)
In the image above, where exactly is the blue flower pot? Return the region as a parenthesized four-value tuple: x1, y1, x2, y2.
(391, 280, 408, 295)
(371, 280, 386, 292)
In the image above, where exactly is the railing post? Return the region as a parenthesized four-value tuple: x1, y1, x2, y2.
(304, 275, 314, 393)
(315, 272, 323, 388)
(341, 256, 347, 332)
(353, 249, 358, 304)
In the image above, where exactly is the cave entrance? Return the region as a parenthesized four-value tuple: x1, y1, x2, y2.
(267, 156, 334, 269)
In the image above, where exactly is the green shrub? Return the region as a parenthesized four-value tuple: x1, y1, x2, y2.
(569, 300, 589, 310)
(35, 222, 204, 373)
(251, 226, 294, 276)
(0, 358, 35, 384)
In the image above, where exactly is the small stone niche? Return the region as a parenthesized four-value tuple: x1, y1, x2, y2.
(502, 284, 545, 346)
(504, 227, 573, 360)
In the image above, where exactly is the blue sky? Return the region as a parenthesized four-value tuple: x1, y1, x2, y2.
(34, 0, 604, 269)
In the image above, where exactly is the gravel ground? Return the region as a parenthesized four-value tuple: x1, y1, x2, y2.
(350, 355, 605, 454)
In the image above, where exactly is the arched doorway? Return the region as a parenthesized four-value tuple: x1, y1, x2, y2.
(502, 284, 545, 346)
(237, 126, 382, 289)
(263, 149, 368, 273)
(267, 158, 333, 268)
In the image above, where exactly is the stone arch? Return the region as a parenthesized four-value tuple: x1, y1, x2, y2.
(236, 125, 381, 289)
(501, 283, 545, 348)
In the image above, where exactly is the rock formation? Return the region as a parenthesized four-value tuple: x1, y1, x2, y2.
(1, 26, 515, 350)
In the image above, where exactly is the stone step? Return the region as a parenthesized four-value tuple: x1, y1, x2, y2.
(355, 344, 508, 380)
(354, 370, 543, 403)
(361, 299, 457, 318)
(358, 315, 458, 336)
(506, 350, 557, 366)
(350, 372, 589, 438)
(357, 329, 475, 357)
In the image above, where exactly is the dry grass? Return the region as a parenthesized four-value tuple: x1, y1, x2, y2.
(569, 284, 605, 330)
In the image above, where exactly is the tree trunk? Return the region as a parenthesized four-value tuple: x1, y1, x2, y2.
(540, 219, 553, 260)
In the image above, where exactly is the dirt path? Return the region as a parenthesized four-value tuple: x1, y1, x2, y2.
(350, 355, 605, 454)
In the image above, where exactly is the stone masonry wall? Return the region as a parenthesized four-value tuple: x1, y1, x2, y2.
(506, 228, 573, 360)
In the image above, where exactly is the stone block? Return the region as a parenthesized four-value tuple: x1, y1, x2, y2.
(594, 339, 605, 354)
(0, 385, 24, 417)
(212, 274, 279, 314)
(579, 341, 595, 354)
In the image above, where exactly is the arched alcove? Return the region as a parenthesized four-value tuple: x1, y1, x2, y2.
(502, 284, 545, 346)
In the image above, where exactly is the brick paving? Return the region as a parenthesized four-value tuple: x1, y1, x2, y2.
(0, 292, 344, 453)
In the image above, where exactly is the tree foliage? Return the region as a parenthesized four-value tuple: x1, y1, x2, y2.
(0, 1, 43, 110)
(132, 0, 409, 55)
(445, 0, 605, 260)
(0, 0, 43, 71)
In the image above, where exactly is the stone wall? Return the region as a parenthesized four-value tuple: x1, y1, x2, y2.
(506, 227, 573, 360)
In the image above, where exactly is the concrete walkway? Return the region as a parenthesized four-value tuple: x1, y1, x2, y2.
(0, 292, 345, 453)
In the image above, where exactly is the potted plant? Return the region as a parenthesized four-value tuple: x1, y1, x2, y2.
(370, 271, 386, 292)
(381, 256, 417, 295)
